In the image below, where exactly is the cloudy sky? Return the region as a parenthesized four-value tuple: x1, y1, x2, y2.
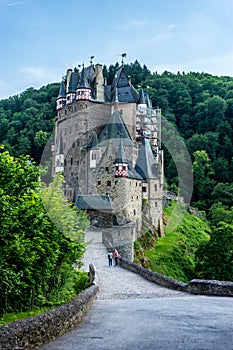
(0, 0, 233, 99)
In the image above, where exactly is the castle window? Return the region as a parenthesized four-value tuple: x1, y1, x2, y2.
(136, 182, 138, 186)
(155, 202, 158, 207)
(107, 181, 111, 187)
(70, 157, 73, 166)
(105, 167, 109, 172)
(142, 186, 147, 192)
(97, 181, 101, 185)
(134, 209, 136, 215)
(76, 160, 79, 165)
(64, 159, 67, 166)
(154, 184, 157, 191)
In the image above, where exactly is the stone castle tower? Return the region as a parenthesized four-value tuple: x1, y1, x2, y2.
(53, 60, 164, 259)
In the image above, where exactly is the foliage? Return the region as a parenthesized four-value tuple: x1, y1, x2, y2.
(1, 63, 233, 213)
(195, 222, 233, 281)
(0, 148, 89, 316)
(135, 202, 210, 282)
(0, 84, 59, 162)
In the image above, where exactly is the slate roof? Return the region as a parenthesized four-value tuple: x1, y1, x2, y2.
(114, 140, 128, 164)
(135, 138, 159, 179)
(138, 89, 146, 104)
(57, 80, 66, 99)
(75, 195, 112, 211)
(128, 163, 143, 180)
(98, 110, 134, 146)
(77, 67, 91, 89)
(67, 72, 80, 93)
(104, 65, 140, 103)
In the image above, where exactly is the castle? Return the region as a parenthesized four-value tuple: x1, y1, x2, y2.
(53, 59, 164, 259)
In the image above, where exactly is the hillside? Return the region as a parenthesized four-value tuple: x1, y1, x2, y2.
(134, 201, 211, 283)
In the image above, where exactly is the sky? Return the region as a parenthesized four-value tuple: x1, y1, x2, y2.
(1, 0, 233, 99)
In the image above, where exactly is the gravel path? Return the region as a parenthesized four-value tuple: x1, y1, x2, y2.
(82, 229, 189, 299)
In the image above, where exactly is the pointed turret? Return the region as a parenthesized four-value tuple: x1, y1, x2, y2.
(114, 140, 128, 178)
(137, 88, 147, 114)
(135, 138, 158, 179)
(56, 80, 66, 111)
(138, 89, 146, 104)
(66, 70, 79, 105)
(76, 66, 92, 101)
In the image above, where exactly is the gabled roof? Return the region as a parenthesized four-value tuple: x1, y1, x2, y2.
(98, 110, 134, 146)
(111, 66, 129, 90)
(57, 80, 66, 99)
(75, 195, 112, 211)
(105, 65, 140, 103)
(135, 138, 159, 179)
(114, 140, 128, 164)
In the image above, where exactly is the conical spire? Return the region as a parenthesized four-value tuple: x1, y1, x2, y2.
(138, 89, 146, 104)
(57, 80, 66, 99)
(114, 140, 128, 164)
(78, 66, 89, 88)
(135, 138, 158, 179)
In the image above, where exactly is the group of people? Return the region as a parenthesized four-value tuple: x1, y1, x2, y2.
(108, 248, 119, 267)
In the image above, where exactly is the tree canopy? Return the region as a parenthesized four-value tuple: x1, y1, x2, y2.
(0, 148, 89, 315)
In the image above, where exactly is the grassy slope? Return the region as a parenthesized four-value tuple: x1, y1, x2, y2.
(136, 202, 211, 283)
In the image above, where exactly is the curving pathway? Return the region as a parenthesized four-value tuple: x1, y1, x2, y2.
(39, 228, 233, 350)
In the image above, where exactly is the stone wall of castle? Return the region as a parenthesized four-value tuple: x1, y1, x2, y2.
(102, 222, 136, 261)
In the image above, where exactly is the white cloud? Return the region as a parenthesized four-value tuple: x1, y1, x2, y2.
(6, 1, 31, 6)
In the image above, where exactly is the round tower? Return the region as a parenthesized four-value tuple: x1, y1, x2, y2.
(76, 66, 92, 101)
(114, 141, 128, 177)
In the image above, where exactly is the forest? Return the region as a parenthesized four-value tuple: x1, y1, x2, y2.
(0, 60, 233, 315)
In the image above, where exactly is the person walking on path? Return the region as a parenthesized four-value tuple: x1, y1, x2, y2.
(108, 250, 113, 267)
(113, 248, 119, 266)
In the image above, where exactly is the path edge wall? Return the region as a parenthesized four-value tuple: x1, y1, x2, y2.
(119, 257, 233, 297)
(0, 266, 99, 350)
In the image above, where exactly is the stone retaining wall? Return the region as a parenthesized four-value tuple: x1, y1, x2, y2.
(0, 265, 99, 350)
(119, 257, 233, 297)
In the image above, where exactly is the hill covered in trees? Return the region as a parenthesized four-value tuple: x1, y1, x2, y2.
(1, 60, 233, 216)
(0, 61, 233, 282)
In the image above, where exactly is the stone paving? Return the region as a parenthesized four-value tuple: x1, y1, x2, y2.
(82, 228, 190, 300)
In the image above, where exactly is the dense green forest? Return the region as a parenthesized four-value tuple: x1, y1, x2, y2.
(0, 60, 233, 295)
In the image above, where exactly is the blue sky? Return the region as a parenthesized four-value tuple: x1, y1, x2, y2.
(1, 0, 233, 99)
